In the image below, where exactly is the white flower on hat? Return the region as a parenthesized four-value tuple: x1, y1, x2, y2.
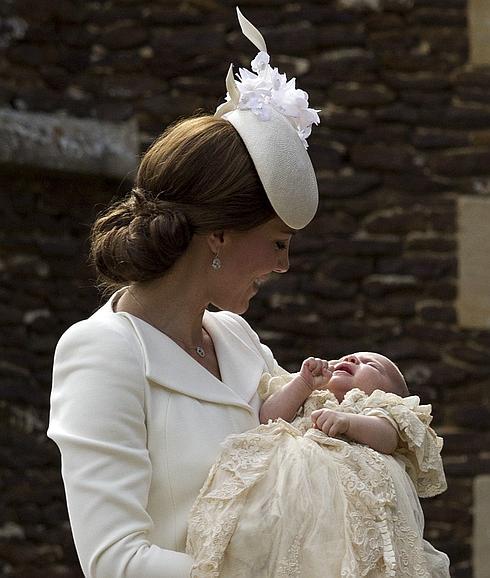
(216, 10, 320, 149)
(251, 50, 270, 72)
(231, 54, 320, 148)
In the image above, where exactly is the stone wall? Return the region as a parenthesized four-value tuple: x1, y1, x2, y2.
(1, 0, 488, 576)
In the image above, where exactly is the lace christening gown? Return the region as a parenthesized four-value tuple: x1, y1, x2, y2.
(186, 373, 450, 578)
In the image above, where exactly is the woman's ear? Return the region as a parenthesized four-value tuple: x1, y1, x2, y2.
(206, 231, 225, 254)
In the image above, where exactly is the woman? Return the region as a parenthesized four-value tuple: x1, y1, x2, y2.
(48, 9, 320, 578)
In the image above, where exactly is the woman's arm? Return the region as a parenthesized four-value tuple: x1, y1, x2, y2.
(260, 357, 331, 423)
(48, 319, 193, 578)
(311, 409, 398, 455)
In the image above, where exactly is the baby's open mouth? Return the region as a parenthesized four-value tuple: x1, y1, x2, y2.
(333, 362, 353, 375)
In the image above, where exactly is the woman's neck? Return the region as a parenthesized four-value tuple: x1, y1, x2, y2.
(116, 268, 209, 345)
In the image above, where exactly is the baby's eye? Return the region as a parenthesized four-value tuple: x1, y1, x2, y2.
(367, 362, 380, 370)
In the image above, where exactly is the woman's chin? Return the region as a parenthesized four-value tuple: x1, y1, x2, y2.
(211, 297, 251, 315)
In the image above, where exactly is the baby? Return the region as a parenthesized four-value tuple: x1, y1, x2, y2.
(260, 352, 410, 455)
(187, 352, 450, 578)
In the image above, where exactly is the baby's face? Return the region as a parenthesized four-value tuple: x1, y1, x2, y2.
(327, 352, 400, 401)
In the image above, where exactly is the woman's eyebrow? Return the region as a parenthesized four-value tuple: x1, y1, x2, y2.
(281, 229, 296, 235)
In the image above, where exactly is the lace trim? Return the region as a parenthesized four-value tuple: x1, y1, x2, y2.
(309, 430, 431, 577)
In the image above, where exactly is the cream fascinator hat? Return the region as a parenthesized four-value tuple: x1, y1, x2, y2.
(215, 8, 320, 230)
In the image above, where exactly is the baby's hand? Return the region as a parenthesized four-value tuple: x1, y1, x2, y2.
(311, 409, 350, 437)
(299, 357, 331, 392)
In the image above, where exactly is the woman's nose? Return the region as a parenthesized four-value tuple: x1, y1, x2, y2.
(273, 252, 290, 274)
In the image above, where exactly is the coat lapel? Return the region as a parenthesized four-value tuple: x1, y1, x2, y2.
(110, 302, 265, 412)
(203, 310, 265, 406)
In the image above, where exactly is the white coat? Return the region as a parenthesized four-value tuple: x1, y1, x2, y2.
(48, 290, 280, 578)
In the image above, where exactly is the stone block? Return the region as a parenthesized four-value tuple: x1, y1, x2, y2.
(474, 475, 490, 578)
(351, 143, 416, 171)
(322, 105, 372, 130)
(423, 281, 458, 300)
(304, 278, 358, 300)
(261, 22, 317, 55)
(456, 86, 490, 104)
(454, 67, 490, 88)
(368, 28, 419, 52)
(144, 5, 203, 25)
(311, 48, 377, 79)
(469, 0, 490, 66)
(90, 100, 135, 122)
(316, 24, 366, 48)
(418, 303, 458, 324)
(444, 106, 490, 129)
(284, 4, 359, 25)
(92, 49, 149, 73)
(407, 7, 467, 26)
(380, 51, 456, 73)
(363, 274, 418, 296)
(383, 71, 451, 91)
(8, 44, 60, 67)
(406, 233, 456, 252)
(151, 25, 225, 61)
(382, 336, 441, 361)
(425, 362, 469, 387)
(0, 108, 138, 179)
(62, 54, 93, 80)
(365, 13, 404, 31)
(327, 237, 403, 256)
(375, 102, 419, 124)
(325, 256, 374, 281)
(100, 23, 148, 50)
(377, 256, 457, 279)
(306, 211, 358, 237)
(308, 141, 345, 171)
(383, 172, 451, 194)
(139, 92, 204, 124)
(363, 207, 429, 234)
(318, 171, 381, 198)
(361, 123, 410, 143)
(444, 432, 490, 454)
(329, 82, 396, 107)
(401, 91, 451, 106)
(366, 294, 417, 317)
(429, 149, 490, 177)
(412, 128, 470, 149)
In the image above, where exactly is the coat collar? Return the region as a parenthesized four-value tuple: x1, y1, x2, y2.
(103, 292, 265, 413)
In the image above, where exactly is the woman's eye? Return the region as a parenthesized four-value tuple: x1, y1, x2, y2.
(275, 241, 287, 250)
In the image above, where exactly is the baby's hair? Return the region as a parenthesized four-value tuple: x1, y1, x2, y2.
(385, 361, 409, 397)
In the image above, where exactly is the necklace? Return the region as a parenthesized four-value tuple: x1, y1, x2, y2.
(126, 288, 207, 358)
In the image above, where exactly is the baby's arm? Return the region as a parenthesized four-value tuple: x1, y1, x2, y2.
(310, 409, 398, 455)
(259, 357, 331, 424)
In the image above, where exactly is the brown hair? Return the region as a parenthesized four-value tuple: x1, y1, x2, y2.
(90, 115, 275, 290)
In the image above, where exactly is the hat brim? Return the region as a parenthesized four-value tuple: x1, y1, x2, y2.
(224, 108, 318, 230)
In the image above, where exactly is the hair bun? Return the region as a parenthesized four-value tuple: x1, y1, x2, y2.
(133, 206, 193, 279)
(91, 192, 193, 286)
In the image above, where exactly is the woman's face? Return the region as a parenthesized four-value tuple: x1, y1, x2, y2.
(210, 217, 294, 314)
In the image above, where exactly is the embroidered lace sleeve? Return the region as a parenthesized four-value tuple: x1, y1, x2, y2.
(346, 389, 447, 498)
(257, 370, 294, 401)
